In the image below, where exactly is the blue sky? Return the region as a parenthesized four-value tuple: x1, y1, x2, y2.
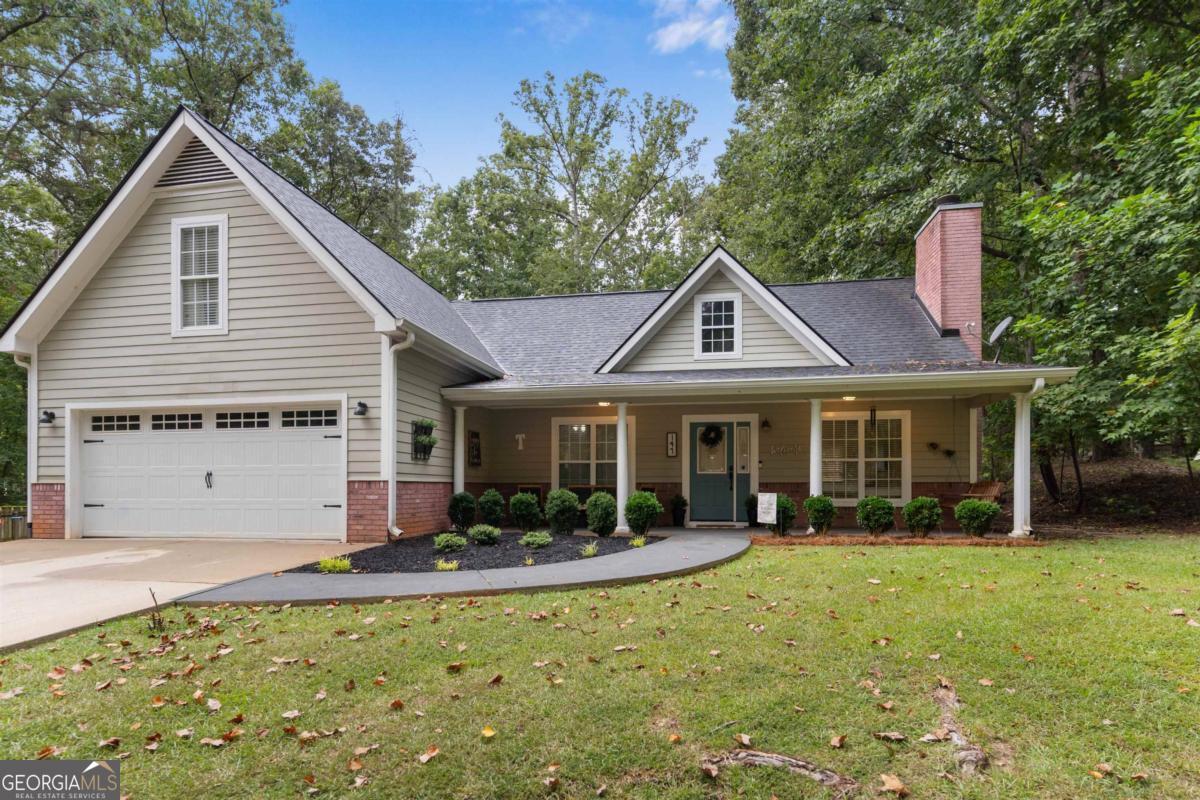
(282, 0, 738, 187)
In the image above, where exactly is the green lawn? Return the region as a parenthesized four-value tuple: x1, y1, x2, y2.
(3, 536, 1199, 799)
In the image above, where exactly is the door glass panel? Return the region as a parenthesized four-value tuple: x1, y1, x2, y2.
(696, 428, 728, 474)
(735, 426, 750, 473)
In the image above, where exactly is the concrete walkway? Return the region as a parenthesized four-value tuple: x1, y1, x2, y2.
(182, 531, 749, 605)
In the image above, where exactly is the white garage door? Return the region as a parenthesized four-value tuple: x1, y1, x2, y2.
(81, 406, 344, 540)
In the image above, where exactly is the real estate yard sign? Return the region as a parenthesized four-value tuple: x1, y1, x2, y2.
(756, 493, 777, 528)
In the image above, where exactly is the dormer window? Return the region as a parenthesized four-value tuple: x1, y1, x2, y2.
(694, 291, 741, 359)
(171, 214, 228, 336)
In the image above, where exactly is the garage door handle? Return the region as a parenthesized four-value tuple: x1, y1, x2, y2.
(323, 504, 342, 508)
(205, 470, 213, 489)
(84, 503, 104, 508)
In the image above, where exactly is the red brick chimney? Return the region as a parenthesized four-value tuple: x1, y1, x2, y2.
(914, 197, 983, 359)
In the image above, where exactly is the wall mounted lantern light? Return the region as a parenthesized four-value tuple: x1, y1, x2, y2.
(39, 410, 55, 424)
(354, 401, 368, 416)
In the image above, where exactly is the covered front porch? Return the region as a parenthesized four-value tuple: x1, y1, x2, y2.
(441, 368, 1063, 536)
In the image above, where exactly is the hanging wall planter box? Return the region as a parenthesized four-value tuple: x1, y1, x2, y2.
(411, 420, 437, 461)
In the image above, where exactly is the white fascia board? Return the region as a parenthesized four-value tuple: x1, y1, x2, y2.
(442, 366, 1079, 404)
(182, 112, 397, 330)
(598, 246, 849, 372)
(0, 115, 195, 353)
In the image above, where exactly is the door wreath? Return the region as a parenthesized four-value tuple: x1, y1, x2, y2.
(699, 424, 725, 449)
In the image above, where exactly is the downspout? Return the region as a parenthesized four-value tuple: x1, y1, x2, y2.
(385, 330, 417, 540)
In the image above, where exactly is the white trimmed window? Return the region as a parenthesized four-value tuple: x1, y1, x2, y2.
(550, 416, 636, 490)
(821, 411, 911, 505)
(693, 291, 741, 359)
(171, 214, 228, 336)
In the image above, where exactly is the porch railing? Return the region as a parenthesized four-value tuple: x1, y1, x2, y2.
(0, 506, 29, 541)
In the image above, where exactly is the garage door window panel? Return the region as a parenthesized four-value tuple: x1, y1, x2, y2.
(216, 410, 270, 429)
(282, 409, 339, 428)
(151, 412, 203, 431)
(91, 414, 140, 432)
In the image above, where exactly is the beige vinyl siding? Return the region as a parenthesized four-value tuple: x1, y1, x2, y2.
(395, 348, 474, 481)
(468, 399, 974, 488)
(624, 270, 822, 371)
(36, 186, 382, 479)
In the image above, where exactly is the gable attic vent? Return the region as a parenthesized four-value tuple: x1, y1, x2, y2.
(155, 137, 235, 187)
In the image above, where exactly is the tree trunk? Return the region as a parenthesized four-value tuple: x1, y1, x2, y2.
(1069, 432, 1085, 514)
(1138, 435, 1157, 459)
(1038, 454, 1062, 503)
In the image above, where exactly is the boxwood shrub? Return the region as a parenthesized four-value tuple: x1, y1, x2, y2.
(477, 488, 505, 527)
(509, 492, 543, 532)
(519, 530, 553, 549)
(467, 523, 501, 545)
(803, 495, 836, 535)
(902, 496, 943, 537)
(586, 491, 617, 537)
(769, 493, 798, 536)
(954, 499, 1002, 536)
(544, 489, 580, 536)
(856, 496, 895, 536)
(447, 491, 476, 534)
(625, 491, 664, 536)
(433, 532, 467, 552)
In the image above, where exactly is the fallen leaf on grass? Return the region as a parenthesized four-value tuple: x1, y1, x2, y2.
(36, 745, 64, 759)
(489, 674, 503, 685)
(481, 726, 496, 739)
(282, 710, 301, 720)
(199, 737, 225, 748)
(389, 699, 404, 710)
(206, 698, 221, 712)
(668, 733, 682, 745)
(978, 678, 994, 686)
(418, 745, 439, 764)
(175, 728, 193, 739)
(348, 758, 363, 771)
(733, 733, 751, 747)
(314, 689, 327, 702)
(830, 734, 846, 748)
(879, 773, 909, 796)
(445, 662, 465, 673)
(873, 731, 906, 742)
(98, 737, 121, 749)
(919, 728, 950, 743)
(95, 679, 111, 692)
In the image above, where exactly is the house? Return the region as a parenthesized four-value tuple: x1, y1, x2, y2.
(0, 108, 1075, 543)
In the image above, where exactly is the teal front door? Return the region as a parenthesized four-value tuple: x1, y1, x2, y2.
(690, 422, 735, 521)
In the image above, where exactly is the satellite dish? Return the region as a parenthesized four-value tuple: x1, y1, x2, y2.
(987, 315, 1014, 362)
(987, 316, 1013, 346)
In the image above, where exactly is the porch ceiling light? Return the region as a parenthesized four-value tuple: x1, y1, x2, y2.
(597, 401, 611, 407)
(842, 395, 857, 401)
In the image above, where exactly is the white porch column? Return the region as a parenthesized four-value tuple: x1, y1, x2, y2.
(808, 399, 823, 497)
(1010, 393, 1031, 537)
(453, 406, 466, 494)
(615, 402, 630, 533)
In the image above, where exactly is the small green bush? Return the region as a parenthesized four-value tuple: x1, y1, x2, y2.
(467, 523, 502, 545)
(629, 536, 647, 548)
(447, 491, 476, 534)
(856, 496, 895, 536)
(544, 489, 580, 536)
(580, 541, 599, 558)
(955, 499, 1002, 536)
(434, 558, 459, 571)
(433, 532, 467, 552)
(772, 494, 798, 536)
(586, 491, 618, 537)
(318, 556, 351, 574)
(903, 496, 943, 537)
(519, 530, 553, 549)
(510, 492, 543, 532)
(803, 495, 836, 535)
(744, 493, 758, 527)
(625, 491, 664, 536)
(478, 488, 505, 527)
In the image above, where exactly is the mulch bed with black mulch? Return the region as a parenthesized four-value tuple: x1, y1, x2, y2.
(290, 531, 661, 574)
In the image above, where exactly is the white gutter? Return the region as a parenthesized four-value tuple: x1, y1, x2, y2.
(384, 329, 417, 540)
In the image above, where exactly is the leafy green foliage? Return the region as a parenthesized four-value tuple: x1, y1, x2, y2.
(509, 492, 543, 533)
(466, 524, 501, 546)
(902, 497, 944, 538)
(433, 532, 467, 553)
(477, 488, 505, 527)
(579, 541, 599, 558)
(629, 536, 646, 548)
(518, 530, 552, 549)
(585, 491, 617, 537)
(856, 497, 895, 536)
(447, 492, 476, 534)
(623, 491, 664, 537)
(317, 557, 350, 574)
(433, 558, 459, 572)
(803, 495, 836, 536)
(544, 489, 580, 536)
(955, 500, 1002, 537)
(771, 494, 797, 536)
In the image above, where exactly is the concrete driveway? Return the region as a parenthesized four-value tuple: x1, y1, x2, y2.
(0, 538, 364, 651)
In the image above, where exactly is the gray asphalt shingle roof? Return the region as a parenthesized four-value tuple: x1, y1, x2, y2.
(453, 277, 974, 378)
(190, 113, 500, 371)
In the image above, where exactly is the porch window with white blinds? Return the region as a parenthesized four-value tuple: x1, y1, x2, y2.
(821, 413, 909, 503)
(557, 423, 618, 487)
(171, 215, 227, 336)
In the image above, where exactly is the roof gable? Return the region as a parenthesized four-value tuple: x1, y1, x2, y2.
(597, 247, 850, 373)
(2, 108, 500, 375)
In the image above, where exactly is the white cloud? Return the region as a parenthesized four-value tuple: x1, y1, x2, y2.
(519, 0, 593, 45)
(650, 0, 734, 54)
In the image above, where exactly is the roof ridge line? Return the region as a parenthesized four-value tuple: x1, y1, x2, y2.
(459, 288, 672, 303)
